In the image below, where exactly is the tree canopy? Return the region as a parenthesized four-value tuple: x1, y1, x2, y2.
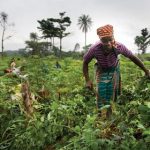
(37, 12, 71, 56)
(135, 28, 150, 54)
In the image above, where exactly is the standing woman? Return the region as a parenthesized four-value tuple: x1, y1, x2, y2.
(83, 24, 150, 117)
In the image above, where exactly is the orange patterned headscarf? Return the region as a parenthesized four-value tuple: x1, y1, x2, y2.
(97, 24, 113, 38)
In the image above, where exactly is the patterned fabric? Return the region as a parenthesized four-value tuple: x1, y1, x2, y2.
(95, 63, 121, 109)
(97, 24, 113, 38)
(83, 42, 133, 68)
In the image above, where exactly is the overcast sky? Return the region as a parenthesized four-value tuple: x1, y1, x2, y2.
(0, 0, 150, 53)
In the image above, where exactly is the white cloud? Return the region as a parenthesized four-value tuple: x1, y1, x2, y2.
(0, 0, 150, 52)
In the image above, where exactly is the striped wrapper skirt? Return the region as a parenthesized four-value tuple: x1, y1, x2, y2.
(95, 64, 121, 109)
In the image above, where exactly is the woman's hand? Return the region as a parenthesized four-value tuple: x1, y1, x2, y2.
(145, 69, 150, 79)
(86, 80, 93, 90)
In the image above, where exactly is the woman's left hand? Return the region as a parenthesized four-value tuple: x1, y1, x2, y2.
(145, 69, 150, 79)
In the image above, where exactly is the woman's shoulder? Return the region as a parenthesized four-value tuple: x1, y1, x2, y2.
(90, 41, 102, 50)
(115, 42, 128, 52)
(115, 41, 125, 48)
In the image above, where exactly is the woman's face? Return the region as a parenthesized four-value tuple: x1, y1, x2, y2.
(100, 36, 114, 50)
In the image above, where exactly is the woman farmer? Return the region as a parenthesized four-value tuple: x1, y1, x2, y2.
(83, 24, 150, 117)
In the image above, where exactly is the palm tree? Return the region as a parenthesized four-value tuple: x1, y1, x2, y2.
(0, 12, 8, 56)
(77, 14, 92, 48)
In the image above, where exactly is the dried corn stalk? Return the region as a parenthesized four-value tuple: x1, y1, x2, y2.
(21, 81, 33, 116)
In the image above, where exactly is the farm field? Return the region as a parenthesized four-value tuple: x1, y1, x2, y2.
(0, 55, 150, 150)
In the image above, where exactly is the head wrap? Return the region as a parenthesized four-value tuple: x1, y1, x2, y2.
(97, 24, 113, 38)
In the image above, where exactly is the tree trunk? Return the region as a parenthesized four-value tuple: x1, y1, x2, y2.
(52, 36, 54, 48)
(21, 81, 33, 116)
(1, 27, 5, 57)
(142, 49, 146, 54)
(85, 31, 86, 48)
(59, 37, 62, 57)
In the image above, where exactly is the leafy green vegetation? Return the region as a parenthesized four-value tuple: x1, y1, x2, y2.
(0, 55, 150, 150)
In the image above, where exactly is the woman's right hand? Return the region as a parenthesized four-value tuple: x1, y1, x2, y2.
(86, 80, 93, 90)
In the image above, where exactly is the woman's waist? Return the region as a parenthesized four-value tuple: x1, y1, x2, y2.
(95, 63, 119, 72)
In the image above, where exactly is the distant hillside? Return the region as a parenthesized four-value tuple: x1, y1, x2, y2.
(3, 49, 27, 56)
(138, 53, 150, 61)
(4, 50, 19, 55)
